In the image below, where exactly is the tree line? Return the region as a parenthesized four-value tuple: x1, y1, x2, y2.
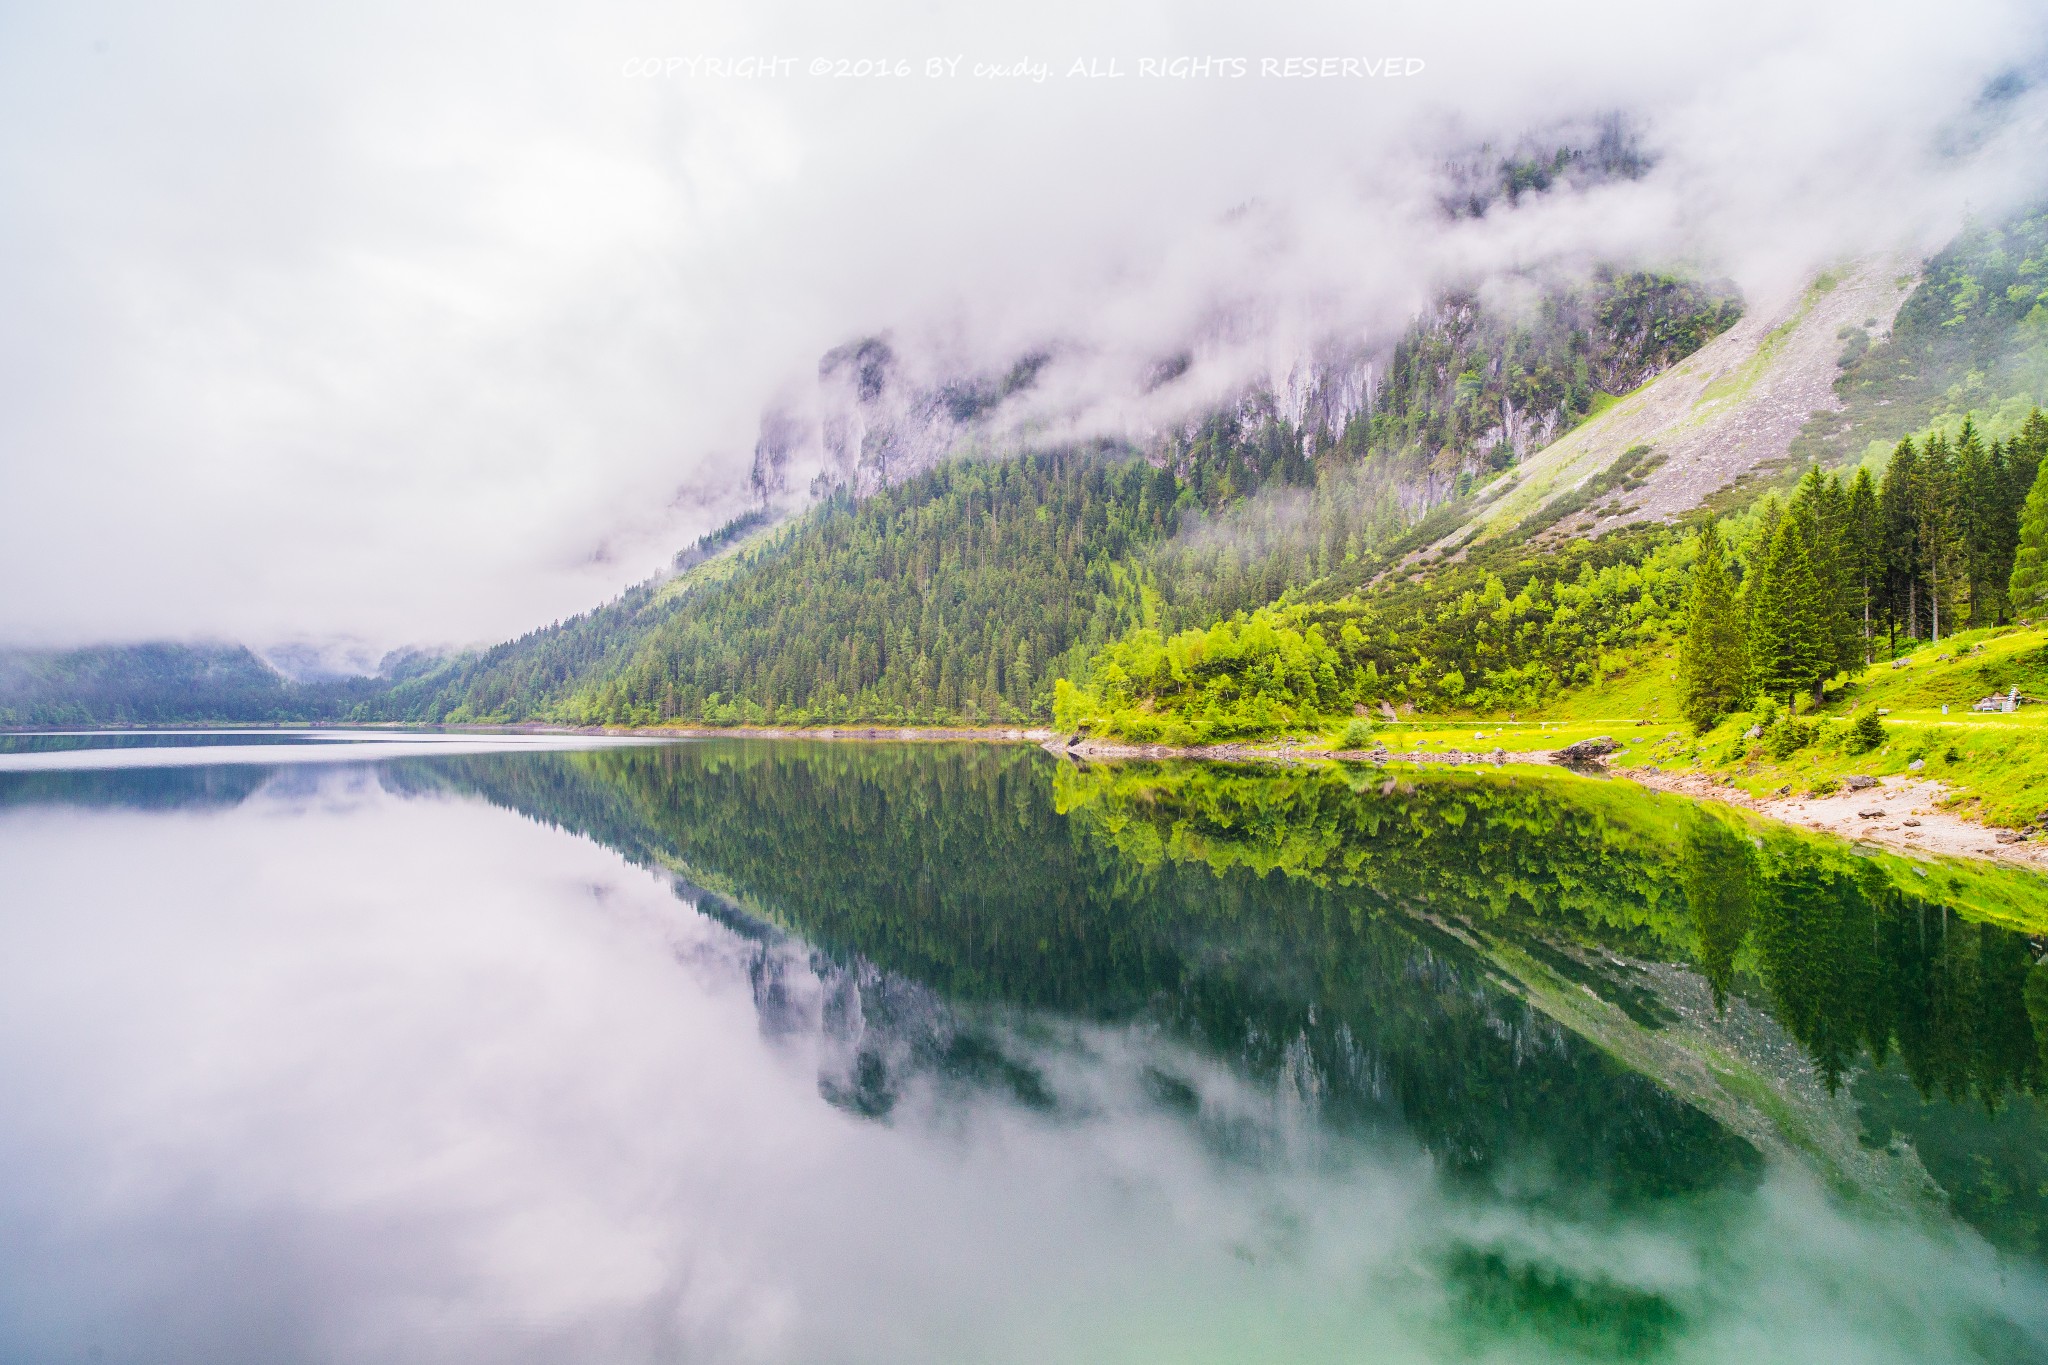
(1680, 410, 2048, 729)
(1056, 525, 1696, 741)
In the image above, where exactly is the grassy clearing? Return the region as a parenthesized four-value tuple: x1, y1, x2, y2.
(1607, 625, 2048, 828)
(1306, 624, 2048, 830)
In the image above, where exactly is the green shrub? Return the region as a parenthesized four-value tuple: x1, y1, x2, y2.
(1339, 718, 1377, 749)
(1846, 710, 1885, 755)
(1763, 715, 1814, 760)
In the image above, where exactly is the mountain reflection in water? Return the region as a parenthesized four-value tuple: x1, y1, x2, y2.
(1, 737, 2043, 1363)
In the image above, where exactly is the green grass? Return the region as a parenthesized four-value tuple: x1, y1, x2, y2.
(1627, 625, 2048, 827)
(1303, 625, 2048, 832)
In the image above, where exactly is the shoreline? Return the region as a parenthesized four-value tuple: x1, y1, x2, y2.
(1053, 735, 2048, 872)
(1617, 766, 2048, 872)
(13, 719, 2044, 873)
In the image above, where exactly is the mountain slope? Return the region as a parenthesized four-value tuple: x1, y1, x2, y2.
(0, 643, 305, 726)
(374, 516, 786, 724)
(1444, 257, 1913, 553)
(1420, 204, 2048, 559)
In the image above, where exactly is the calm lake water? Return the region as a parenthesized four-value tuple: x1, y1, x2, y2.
(2, 734, 2045, 1363)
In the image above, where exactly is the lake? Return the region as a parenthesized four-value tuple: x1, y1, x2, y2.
(1, 733, 2044, 1363)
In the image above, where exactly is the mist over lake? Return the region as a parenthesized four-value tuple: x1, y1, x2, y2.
(1, 734, 2041, 1363)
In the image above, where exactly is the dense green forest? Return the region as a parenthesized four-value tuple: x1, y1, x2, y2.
(373, 548, 757, 725)
(556, 450, 1179, 726)
(1057, 524, 1694, 739)
(1678, 414, 2048, 727)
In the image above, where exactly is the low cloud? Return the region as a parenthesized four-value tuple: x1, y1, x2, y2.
(1, 0, 2043, 656)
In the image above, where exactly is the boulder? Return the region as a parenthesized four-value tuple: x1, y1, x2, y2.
(1844, 775, 1879, 790)
(1554, 735, 1622, 765)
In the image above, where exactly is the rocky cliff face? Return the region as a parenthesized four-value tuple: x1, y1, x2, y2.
(743, 328, 1387, 506)
(731, 118, 1729, 536)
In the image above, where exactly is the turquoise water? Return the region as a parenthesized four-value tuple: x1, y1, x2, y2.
(0, 735, 2042, 1362)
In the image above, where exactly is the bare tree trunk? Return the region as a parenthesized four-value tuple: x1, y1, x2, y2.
(1862, 581, 1872, 665)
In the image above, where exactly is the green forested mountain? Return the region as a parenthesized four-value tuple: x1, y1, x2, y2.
(558, 451, 1175, 726)
(359, 269, 1744, 728)
(0, 643, 310, 727)
(1047, 208, 2048, 743)
(373, 537, 773, 725)
(379, 447, 1192, 726)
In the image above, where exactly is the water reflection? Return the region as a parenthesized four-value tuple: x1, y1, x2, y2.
(0, 739, 2043, 1363)
(405, 744, 2048, 1253)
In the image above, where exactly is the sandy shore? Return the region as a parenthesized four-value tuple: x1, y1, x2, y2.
(1619, 767, 2048, 871)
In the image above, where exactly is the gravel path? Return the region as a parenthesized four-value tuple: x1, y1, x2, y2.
(1622, 767, 2048, 871)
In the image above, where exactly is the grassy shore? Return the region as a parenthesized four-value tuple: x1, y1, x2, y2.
(1303, 624, 2048, 832)
(1609, 625, 2048, 829)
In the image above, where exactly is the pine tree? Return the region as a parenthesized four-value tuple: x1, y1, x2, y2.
(1878, 437, 1922, 648)
(1790, 468, 1861, 679)
(1997, 409, 2048, 607)
(1844, 467, 1881, 662)
(1952, 419, 2003, 625)
(2012, 450, 2048, 621)
(1917, 433, 1960, 641)
(1982, 437, 2019, 622)
(1679, 524, 1749, 732)
(2016, 409, 2048, 486)
(1747, 510, 1829, 707)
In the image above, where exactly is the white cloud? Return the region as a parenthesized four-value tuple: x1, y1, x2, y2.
(1, 0, 2043, 655)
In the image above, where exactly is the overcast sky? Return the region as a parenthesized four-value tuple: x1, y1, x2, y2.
(2, 1, 2044, 662)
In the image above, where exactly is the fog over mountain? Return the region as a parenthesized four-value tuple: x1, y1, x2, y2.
(3, 0, 2045, 662)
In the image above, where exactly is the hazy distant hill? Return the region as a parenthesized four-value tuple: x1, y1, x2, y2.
(0, 642, 301, 727)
